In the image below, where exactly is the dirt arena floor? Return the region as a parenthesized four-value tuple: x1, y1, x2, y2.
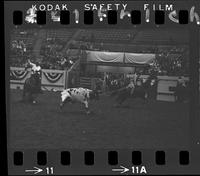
(8, 89, 190, 149)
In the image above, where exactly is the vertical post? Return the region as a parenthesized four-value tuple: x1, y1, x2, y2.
(156, 76, 159, 101)
(103, 72, 106, 92)
(41, 69, 43, 90)
(64, 69, 68, 89)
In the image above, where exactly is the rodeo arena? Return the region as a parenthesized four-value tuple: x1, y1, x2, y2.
(9, 28, 198, 149)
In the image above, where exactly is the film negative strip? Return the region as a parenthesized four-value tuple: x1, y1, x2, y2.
(3, 0, 200, 175)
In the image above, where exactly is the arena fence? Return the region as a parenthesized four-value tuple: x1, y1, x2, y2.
(10, 67, 66, 91)
(10, 67, 190, 102)
(156, 76, 189, 102)
(79, 75, 189, 102)
(132, 75, 189, 102)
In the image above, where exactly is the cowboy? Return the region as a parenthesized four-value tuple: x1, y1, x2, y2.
(126, 79, 135, 95)
(132, 72, 139, 85)
(25, 59, 42, 93)
(26, 59, 41, 74)
(177, 76, 185, 87)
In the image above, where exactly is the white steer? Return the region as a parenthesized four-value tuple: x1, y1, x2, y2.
(60, 87, 99, 114)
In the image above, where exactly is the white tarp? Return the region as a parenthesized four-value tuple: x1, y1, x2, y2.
(86, 50, 155, 64)
(125, 53, 155, 64)
(86, 51, 124, 63)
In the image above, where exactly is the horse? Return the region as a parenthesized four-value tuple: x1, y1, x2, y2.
(22, 70, 42, 104)
(111, 75, 157, 107)
(171, 82, 190, 103)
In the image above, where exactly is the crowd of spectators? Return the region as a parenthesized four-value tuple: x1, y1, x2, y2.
(10, 36, 80, 70)
(10, 29, 189, 75)
(10, 45, 189, 76)
(10, 29, 83, 70)
(10, 54, 78, 70)
(40, 38, 65, 56)
(105, 73, 130, 91)
(154, 52, 189, 76)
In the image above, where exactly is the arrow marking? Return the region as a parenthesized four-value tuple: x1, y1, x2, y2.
(112, 165, 129, 174)
(25, 167, 43, 174)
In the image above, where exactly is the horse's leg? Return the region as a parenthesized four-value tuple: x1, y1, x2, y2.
(21, 82, 29, 102)
(174, 92, 177, 102)
(177, 91, 181, 102)
(22, 88, 26, 102)
(180, 89, 184, 102)
(28, 93, 34, 103)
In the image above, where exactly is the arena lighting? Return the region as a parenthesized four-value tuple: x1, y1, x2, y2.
(25, 4, 200, 25)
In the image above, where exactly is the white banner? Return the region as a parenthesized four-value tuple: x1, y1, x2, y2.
(125, 53, 155, 64)
(86, 51, 124, 63)
(86, 51, 156, 65)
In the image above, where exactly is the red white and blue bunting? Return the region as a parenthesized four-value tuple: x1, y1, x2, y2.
(43, 72, 63, 83)
(10, 70, 29, 80)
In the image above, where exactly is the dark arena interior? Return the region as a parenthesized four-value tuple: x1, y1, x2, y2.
(8, 28, 196, 149)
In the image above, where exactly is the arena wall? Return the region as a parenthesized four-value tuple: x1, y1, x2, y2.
(156, 76, 189, 102)
(10, 67, 191, 102)
(136, 75, 189, 102)
(10, 67, 66, 91)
